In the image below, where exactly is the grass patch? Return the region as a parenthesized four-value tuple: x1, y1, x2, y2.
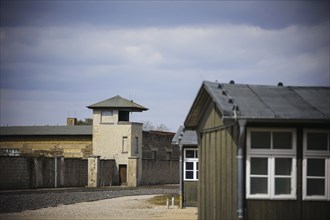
(147, 194, 180, 206)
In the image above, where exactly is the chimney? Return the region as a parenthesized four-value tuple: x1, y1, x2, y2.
(67, 118, 77, 126)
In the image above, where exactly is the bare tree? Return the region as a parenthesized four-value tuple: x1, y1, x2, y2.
(155, 123, 170, 132)
(141, 121, 169, 131)
(141, 120, 155, 131)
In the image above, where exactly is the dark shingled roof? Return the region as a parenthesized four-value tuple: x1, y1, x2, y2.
(185, 81, 330, 128)
(87, 95, 148, 112)
(0, 126, 92, 136)
(172, 125, 198, 146)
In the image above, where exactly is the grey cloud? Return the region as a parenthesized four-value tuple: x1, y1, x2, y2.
(1, 1, 328, 29)
(1, 1, 329, 129)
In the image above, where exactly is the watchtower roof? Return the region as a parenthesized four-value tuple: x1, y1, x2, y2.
(87, 95, 148, 112)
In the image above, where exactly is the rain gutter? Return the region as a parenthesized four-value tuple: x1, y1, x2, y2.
(237, 119, 246, 220)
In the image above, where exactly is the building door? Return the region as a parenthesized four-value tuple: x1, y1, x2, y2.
(119, 165, 127, 185)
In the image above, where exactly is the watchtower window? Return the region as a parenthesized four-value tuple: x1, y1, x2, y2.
(119, 111, 129, 122)
(101, 110, 113, 123)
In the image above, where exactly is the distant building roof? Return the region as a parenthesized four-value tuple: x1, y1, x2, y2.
(185, 81, 330, 128)
(87, 95, 148, 112)
(172, 125, 198, 146)
(0, 125, 92, 136)
(143, 130, 175, 136)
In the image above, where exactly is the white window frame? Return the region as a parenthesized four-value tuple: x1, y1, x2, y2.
(246, 128, 297, 200)
(184, 148, 198, 181)
(303, 129, 330, 201)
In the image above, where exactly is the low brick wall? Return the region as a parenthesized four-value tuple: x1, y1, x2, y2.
(0, 156, 115, 190)
(141, 159, 179, 185)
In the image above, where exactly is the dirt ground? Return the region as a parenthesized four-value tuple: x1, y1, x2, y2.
(0, 194, 198, 220)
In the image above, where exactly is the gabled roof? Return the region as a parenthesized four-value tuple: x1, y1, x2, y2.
(172, 125, 198, 146)
(185, 81, 330, 128)
(0, 126, 92, 136)
(87, 95, 148, 112)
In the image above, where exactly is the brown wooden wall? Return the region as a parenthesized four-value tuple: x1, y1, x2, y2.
(183, 144, 198, 207)
(197, 104, 238, 220)
(184, 181, 198, 207)
(246, 187, 330, 220)
(302, 201, 330, 220)
(247, 200, 300, 220)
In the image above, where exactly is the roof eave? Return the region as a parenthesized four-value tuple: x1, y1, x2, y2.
(87, 106, 148, 111)
(232, 117, 330, 124)
(184, 81, 216, 129)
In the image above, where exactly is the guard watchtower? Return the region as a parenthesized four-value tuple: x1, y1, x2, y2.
(87, 95, 148, 186)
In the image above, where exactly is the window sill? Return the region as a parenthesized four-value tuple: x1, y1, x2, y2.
(246, 196, 297, 200)
(303, 197, 329, 201)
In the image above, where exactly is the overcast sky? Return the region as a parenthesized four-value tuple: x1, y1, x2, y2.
(1, 1, 329, 131)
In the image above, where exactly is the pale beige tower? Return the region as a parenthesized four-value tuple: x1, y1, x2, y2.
(87, 95, 148, 186)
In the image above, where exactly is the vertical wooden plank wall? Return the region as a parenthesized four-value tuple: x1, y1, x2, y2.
(184, 181, 198, 206)
(198, 106, 238, 220)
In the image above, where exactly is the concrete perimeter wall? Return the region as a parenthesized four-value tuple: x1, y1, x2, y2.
(0, 156, 115, 190)
(141, 159, 179, 185)
(141, 130, 179, 185)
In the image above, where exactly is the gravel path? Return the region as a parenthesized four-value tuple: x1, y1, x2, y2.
(0, 185, 179, 214)
(0, 194, 198, 220)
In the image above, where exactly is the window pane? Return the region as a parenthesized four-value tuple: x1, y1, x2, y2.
(196, 150, 198, 158)
(102, 110, 113, 116)
(186, 171, 193, 179)
(275, 178, 291, 195)
(186, 150, 195, 158)
(307, 179, 325, 196)
(273, 132, 292, 149)
(307, 159, 325, 177)
(251, 158, 268, 175)
(275, 158, 292, 175)
(196, 171, 198, 179)
(196, 162, 198, 171)
(251, 132, 271, 149)
(307, 133, 328, 151)
(251, 177, 268, 194)
(186, 162, 193, 170)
